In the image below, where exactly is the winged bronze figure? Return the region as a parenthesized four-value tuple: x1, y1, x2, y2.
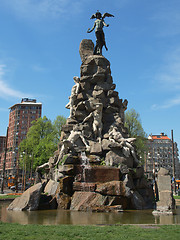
(87, 11, 114, 55)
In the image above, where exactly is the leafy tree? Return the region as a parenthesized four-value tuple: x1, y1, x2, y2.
(19, 116, 63, 172)
(53, 115, 66, 143)
(125, 108, 147, 165)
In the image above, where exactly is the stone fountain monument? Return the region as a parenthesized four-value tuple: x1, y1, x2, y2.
(8, 12, 154, 212)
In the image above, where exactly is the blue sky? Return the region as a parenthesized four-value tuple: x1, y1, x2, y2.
(0, 0, 180, 148)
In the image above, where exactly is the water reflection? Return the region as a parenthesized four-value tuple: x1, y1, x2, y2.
(1, 202, 180, 225)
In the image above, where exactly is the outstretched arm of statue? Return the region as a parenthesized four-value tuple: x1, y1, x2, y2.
(103, 20, 109, 27)
(87, 23, 96, 33)
(36, 162, 49, 171)
(83, 112, 93, 123)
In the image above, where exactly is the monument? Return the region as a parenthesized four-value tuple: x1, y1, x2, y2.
(8, 12, 154, 212)
(153, 168, 176, 215)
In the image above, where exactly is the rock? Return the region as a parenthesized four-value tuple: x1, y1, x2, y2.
(58, 165, 74, 175)
(59, 176, 74, 195)
(130, 190, 146, 210)
(56, 193, 71, 210)
(134, 177, 149, 189)
(90, 141, 102, 154)
(96, 181, 126, 196)
(156, 191, 175, 212)
(101, 139, 111, 151)
(105, 150, 133, 168)
(158, 167, 170, 176)
(75, 166, 121, 183)
(38, 194, 58, 210)
(119, 164, 129, 175)
(73, 182, 96, 192)
(123, 174, 135, 197)
(8, 183, 43, 211)
(135, 166, 144, 179)
(70, 191, 107, 211)
(79, 39, 94, 62)
(44, 179, 59, 196)
(157, 175, 171, 192)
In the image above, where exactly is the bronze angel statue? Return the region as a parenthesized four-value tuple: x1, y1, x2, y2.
(87, 11, 114, 55)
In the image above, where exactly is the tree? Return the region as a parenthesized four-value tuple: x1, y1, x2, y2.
(125, 108, 147, 165)
(19, 116, 56, 172)
(19, 115, 66, 173)
(53, 115, 66, 144)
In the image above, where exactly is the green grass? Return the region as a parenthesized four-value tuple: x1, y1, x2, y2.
(174, 195, 180, 199)
(0, 222, 180, 240)
(0, 195, 20, 200)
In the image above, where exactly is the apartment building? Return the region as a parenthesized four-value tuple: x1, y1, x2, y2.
(145, 133, 180, 180)
(0, 98, 42, 177)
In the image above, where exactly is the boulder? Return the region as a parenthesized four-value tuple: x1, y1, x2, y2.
(105, 150, 133, 168)
(130, 190, 146, 210)
(79, 39, 94, 62)
(7, 183, 43, 211)
(70, 191, 107, 211)
(44, 179, 59, 196)
(56, 193, 71, 210)
(96, 181, 126, 196)
(90, 141, 102, 154)
(73, 182, 96, 192)
(59, 176, 74, 195)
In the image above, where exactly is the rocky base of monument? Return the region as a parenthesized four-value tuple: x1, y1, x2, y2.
(8, 164, 154, 212)
(8, 39, 154, 212)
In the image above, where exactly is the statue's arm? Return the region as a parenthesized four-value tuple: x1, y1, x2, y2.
(83, 112, 92, 122)
(87, 22, 96, 33)
(103, 20, 109, 27)
(75, 83, 80, 95)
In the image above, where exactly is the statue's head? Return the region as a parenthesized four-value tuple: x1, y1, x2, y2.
(73, 76, 80, 83)
(95, 11, 102, 19)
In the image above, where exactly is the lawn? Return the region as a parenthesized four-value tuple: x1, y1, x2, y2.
(0, 222, 180, 240)
(0, 194, 20, 200)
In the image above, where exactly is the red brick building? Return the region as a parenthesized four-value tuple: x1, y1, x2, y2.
(0, 98, 42, 177)
(0, 136, 6, 171)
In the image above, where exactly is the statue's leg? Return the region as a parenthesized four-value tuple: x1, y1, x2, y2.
(95, 31, 102, 55)
(101, 31, 108, 51)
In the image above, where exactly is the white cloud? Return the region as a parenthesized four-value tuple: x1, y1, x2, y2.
(151, 95, 180, 110)
(0, 64, 33, 99)
(1, 0, 85, 21)
(156, 48, 180, 90)
(151, 47, 180, 109)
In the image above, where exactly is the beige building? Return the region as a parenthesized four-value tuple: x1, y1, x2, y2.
(145, 133, 180, 180)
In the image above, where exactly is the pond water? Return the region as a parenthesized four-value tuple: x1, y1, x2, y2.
(1, 201, 180, 225)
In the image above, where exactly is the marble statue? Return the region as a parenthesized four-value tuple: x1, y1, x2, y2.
(109, 126, 139, 164)
(66, 76, 80, 118)
(83, 103, 103, 142)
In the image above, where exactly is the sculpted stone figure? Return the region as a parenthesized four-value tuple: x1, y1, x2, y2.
(66, 76, 80, 118)
(120, 99, 128, 123)
(109, 126, 139, 164)
(87, 11, 114, 55)
(56, 125, 90, 165)
(83, 103, 103, 142)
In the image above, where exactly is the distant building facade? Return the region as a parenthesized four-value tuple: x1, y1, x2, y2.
(145, 133, 180, 180)
(0, 136, 6, 170)
(0, 98, 42, 177)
